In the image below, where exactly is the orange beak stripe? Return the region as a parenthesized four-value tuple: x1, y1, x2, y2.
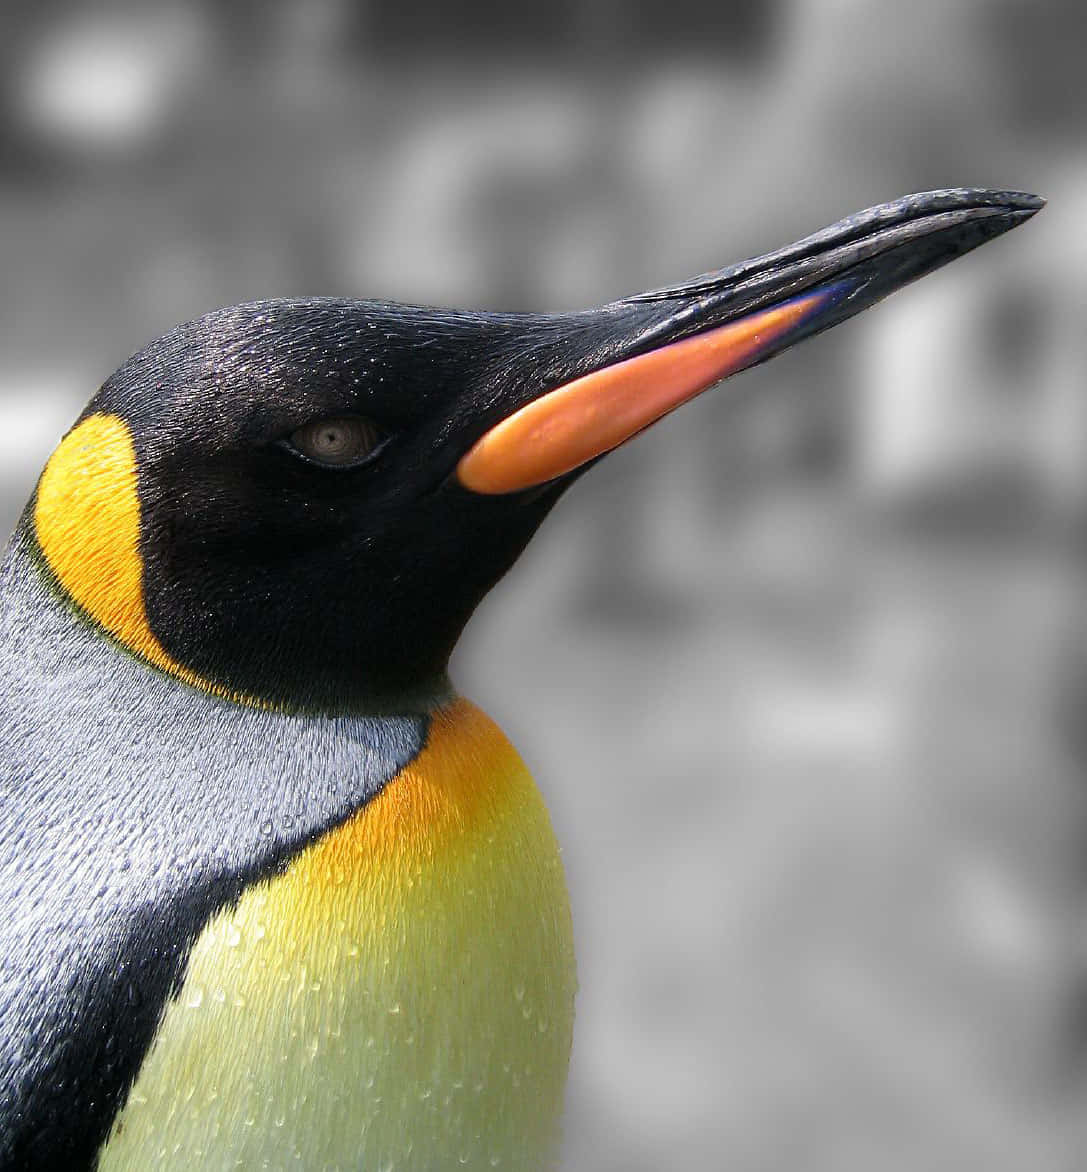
(456, 288, 834, 495)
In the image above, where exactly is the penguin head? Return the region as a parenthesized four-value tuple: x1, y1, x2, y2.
(29, 190, 1041, 712)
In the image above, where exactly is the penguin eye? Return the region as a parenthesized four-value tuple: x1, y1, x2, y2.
(284, 416, 386, 468)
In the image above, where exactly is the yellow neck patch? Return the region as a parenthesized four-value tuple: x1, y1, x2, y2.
(34, 413, 251, 704)
(100, 699, 577, 1170)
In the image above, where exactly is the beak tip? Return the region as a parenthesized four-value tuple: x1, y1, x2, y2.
(1002, 190, 1046, 215)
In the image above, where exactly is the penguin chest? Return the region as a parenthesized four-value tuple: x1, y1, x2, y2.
(101, 701, 576, 1171)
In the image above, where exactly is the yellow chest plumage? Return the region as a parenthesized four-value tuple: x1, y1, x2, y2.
(100, 700, 576, 1171)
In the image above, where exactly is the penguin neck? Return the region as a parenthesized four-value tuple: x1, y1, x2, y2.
(2, 522, 450, 721)
(7, 515, 455, 719)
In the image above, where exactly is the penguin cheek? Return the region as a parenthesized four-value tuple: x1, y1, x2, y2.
(33, 414, 260, 706)
(35, 414, 177, 671)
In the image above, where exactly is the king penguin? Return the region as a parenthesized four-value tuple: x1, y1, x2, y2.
(0, 189, 1040, 1170)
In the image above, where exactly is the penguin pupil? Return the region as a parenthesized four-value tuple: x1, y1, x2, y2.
(293, 416, 379, 465)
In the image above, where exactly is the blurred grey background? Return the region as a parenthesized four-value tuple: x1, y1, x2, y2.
(1, 1, 1085, 1168)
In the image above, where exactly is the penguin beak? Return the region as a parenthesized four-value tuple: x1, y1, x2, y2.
(456, 188, 1043, 496)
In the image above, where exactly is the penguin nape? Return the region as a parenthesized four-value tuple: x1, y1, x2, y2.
(0, 188, 1040, 1170)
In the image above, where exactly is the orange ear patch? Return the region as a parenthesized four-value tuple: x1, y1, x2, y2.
(34, 413, 253, 704)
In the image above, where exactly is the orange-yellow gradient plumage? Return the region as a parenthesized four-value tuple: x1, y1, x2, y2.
(99, 699, 577, 1171)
